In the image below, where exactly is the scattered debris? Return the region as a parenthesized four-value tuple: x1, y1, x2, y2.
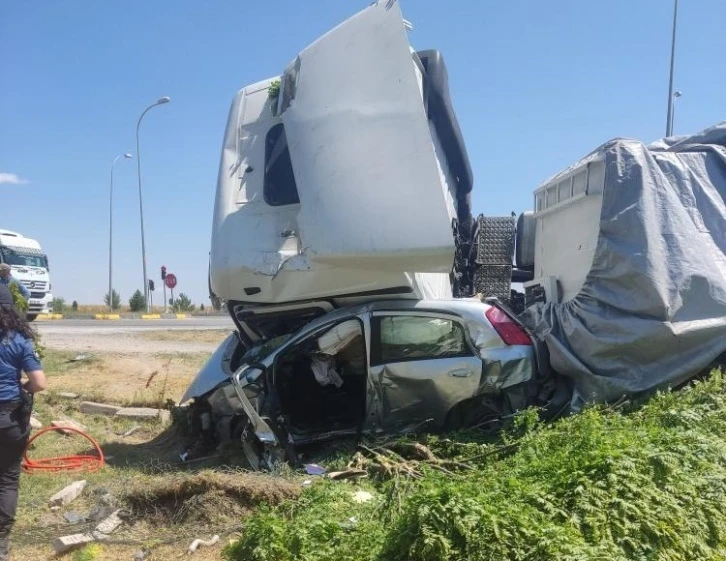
(327, 468, 368, 481)
(50, 506, 61, 513)
(58, 392, 80, 399)
(304, 463, 326, 476)
(122, 425, 142, 437)
(302, 480, 313, 487)
(29, 416, 42, 430)
(115, 407, 171, 423)
(88, 505, 116, 523)
(188, 534, 220, 554)
(94, 509, 123, 535)
(134, 549, 150, 561)
(52, 532, 95, 555)
(69, 353, 95, 362)
(99, 493, 116, 507)
(63, 512, 85, 525)
(80, 401, 122, 416)
(49, 480, 87, 507)
(351, 490, 373, 503)
(50, 418, 88, 435)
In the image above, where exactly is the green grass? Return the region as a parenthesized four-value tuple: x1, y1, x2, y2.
(225, 370, 726, 561)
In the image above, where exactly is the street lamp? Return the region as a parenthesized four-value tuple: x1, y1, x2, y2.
(109, 153, 133, 311)
(665, 0, 679, 137)
(669, 90, 683, 137)
(135, 96, 170, 312)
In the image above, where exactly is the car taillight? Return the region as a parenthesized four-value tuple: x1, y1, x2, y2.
(485, 307, 533, 346)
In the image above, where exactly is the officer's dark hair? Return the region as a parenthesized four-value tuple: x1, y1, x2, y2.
(0, 305, 36, 342)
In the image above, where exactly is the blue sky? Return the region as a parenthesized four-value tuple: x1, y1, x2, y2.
(2, 0, 724, 306)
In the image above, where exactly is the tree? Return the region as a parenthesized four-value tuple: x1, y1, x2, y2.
(104, 289, 122, 310)
(51, 298, 65, 313)
(171, 293, 195, 312)
(211, 295, 223, 312)
(200, 303, 205, 312)
(129, 290, 147, 312)
(72, 300, 78, 311)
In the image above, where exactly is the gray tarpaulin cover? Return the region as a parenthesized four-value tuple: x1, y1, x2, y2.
(521, 122, 726, 409)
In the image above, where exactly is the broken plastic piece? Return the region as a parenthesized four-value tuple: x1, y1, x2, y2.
(304, 463, 326, 476)
(188, 534, 220, 554)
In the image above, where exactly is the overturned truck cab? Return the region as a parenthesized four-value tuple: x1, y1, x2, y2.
(209, 0, 476, 314)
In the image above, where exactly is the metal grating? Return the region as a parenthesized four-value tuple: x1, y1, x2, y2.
(475, 216, 516, 265)
(474, 265, 513, 303)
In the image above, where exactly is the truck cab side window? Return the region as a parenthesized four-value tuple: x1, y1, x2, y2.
(264, 124, 300, 206)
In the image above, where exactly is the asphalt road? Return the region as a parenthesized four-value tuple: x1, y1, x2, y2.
(36, 315, 235, 334)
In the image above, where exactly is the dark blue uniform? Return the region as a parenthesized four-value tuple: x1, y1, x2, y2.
(0, 315, 42, 559)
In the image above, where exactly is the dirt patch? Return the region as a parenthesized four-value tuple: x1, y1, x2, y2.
(125, 470, 301, 526)
(40, 331, 225, 354)
(43, 351, 209, 406)
(133, 329, 231, 345)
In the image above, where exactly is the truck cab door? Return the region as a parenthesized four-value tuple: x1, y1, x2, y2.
(280, 1, 455, 273)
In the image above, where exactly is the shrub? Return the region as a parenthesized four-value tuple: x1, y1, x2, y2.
(104, 290, 121, 310)
(225, 371, 726, 561)
(129, 290, 147, 312)
(51, 297, 65, 313)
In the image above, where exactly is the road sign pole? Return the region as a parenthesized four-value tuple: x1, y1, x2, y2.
(163, 285, 167, 314)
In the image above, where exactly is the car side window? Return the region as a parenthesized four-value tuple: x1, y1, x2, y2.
(372, 315, 473, 364)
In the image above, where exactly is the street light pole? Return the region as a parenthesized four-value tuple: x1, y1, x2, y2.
(665, 0, 679, 137)
(109, 153, 132, 311)
(135, 96, 170, 313)
(669, 90, 683, 137)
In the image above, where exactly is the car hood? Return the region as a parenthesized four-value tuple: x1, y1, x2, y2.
(179, 333, 238, 404)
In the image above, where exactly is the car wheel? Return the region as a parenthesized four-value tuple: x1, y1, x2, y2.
(26, 314, 37, 322)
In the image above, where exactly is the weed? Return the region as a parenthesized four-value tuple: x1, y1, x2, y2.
(225, 370, 726, 561)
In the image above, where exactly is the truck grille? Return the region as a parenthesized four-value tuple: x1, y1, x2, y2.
(30, 291, 45, 299)
(20, 280, 47, 291)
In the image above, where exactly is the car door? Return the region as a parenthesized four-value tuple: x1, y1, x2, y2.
(368, 311, 483, 431)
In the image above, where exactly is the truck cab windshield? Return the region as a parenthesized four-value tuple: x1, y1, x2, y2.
(0, 247, 49, 269)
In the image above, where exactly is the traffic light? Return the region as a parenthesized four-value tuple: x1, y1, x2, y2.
(161, 266, 167, 280)
(149, 280, 155, 292)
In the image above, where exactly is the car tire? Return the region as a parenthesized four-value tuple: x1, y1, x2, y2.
(26, 314, 38, 322)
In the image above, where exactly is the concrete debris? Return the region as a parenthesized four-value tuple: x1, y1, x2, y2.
(29, 416, 42, 430)
(58, 392, 80, 399)
(115, 407, 171, 423)
(49, 480, 87, 507)
(99, 493, 116, 507)
(69, 353, 95, 362)
(94, 510, 123, 535)
(188, 534, 220, 554)
(52, 532, 95, 555)
(134, 549, 150, 561)
(88, 505, 116, 523)
(51, 419, 88, 435)
(63, 512, 85, 525)
(122, 425, 142, 437)
(80, 401, 122, 416)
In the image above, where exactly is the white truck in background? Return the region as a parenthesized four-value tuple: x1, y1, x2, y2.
(0, 229, 53, 321)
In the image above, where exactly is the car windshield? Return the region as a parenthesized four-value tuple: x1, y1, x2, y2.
(0, 247, 48, 269)
(241, 333, 292, 365)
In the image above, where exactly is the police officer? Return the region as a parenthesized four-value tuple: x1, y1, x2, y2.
(0, 284, 45, 561)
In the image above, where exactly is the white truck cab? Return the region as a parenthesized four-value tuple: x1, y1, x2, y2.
(0, 229, 53, 320)
(210, 1, 475, 328)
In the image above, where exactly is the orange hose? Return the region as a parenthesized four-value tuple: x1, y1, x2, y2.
(22, 425, 105, 473)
